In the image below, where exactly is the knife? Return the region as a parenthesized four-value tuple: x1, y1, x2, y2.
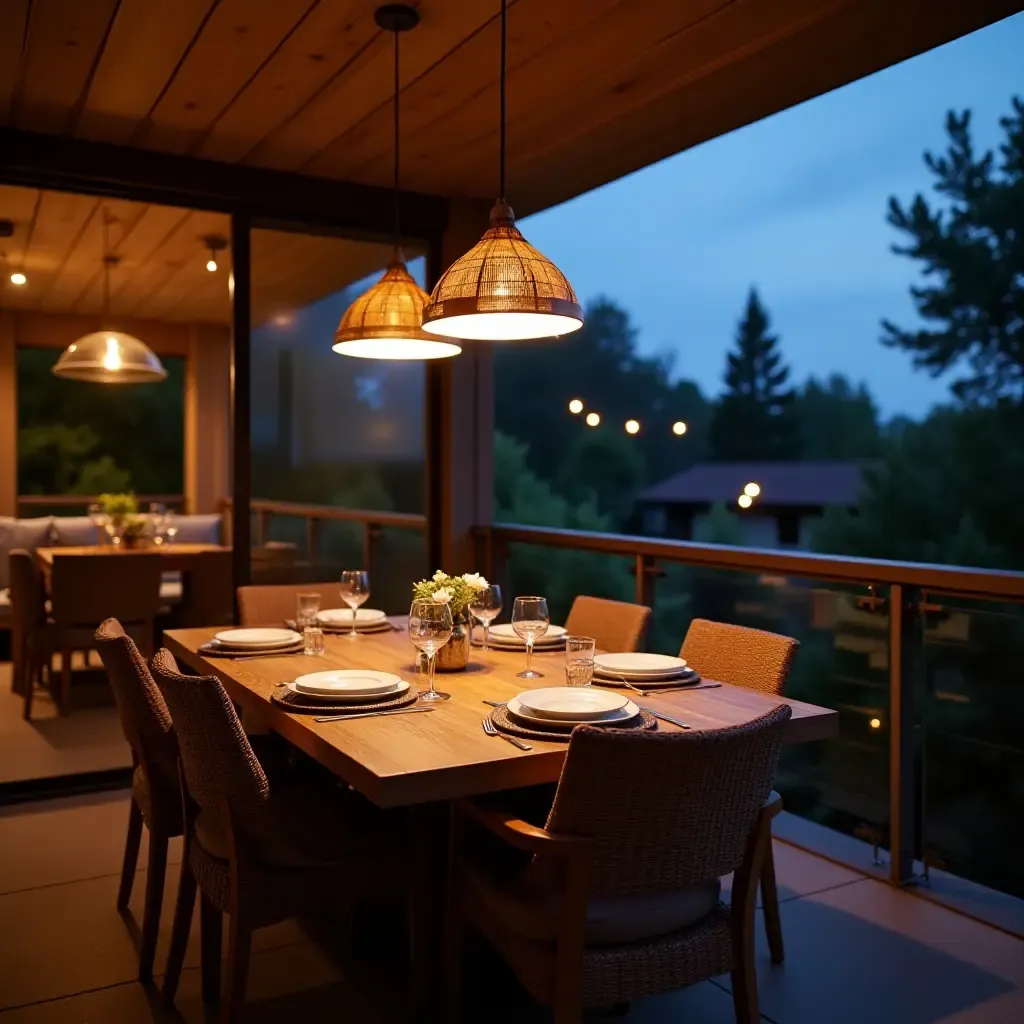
(314, 706, 435, 723)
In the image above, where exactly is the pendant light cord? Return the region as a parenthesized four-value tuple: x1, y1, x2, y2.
(499, 0, 507, 200)
(393, 25, 401, 245)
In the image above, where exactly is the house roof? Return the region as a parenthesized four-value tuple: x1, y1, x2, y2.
(641, 461, 865, 508)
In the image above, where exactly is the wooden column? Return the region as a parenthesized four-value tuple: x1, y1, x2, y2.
(425, 199, 494, 574)
(0, 311, 15, 517)
(184, 323, 231, 513)
(230, 213, 252, 595)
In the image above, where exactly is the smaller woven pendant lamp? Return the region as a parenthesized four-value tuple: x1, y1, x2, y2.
(421, 0, 583, 342)
(334, 5, 461, 361)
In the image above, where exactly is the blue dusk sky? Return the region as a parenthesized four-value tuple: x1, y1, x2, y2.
(523, 13, 1024, 420)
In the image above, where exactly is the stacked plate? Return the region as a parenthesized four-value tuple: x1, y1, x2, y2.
(281, 669, 410, 705)
(483, 623, 568, 651)
(593, 652, 697, 686)
(315, 608, 393, 634)
(205, 628, 303, 656)
(507, 686, 640, 728)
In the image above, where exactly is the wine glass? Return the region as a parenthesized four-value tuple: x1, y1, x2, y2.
(469, 584, 503, 651)
(296, 592, 321, 629)
(512, 596, 549, 680)
(340, 570, 370, 639)
(409, 599, 453, 702)
(87, 503, 110, 544)
(162, 511, 178, 546)
(149, 502, 167, 545)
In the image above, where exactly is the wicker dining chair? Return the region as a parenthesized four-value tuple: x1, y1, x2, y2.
(448, 705, 792, 1023)
(150, 648, 405, 1023)
(680, 618, 799, 964)
(9, 550, 53, 710)
(94, 618, 182, 981)
(236, 581, 343, 627)
(48, 552, 163, 716)
(563, 596, 651, 652)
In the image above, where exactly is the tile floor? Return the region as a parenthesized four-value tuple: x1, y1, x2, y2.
(0, 791, 1021, 1022)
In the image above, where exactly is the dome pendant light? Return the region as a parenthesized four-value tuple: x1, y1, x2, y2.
(421, 0, 583, 342)
(334, 5, 461, 361)
(52, 212, 167, 383)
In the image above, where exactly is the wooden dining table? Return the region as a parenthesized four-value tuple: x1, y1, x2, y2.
(34, 543, 230, 584)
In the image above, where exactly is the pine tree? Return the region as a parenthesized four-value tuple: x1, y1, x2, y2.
(710, 288, 800, 461)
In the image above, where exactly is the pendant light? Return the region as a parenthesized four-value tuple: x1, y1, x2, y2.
(421, 0, 583, 342)
(53, 212, 167, 383)
(333, 5, 461, 360)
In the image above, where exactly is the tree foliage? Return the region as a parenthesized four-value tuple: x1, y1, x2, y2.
(794, 374, 883, 460)
(881, 97, 1024, 403)
(710, 288, 800, 460)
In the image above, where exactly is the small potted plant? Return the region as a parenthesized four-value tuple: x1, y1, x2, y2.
(98, 492, 144, 548)
(412, 571, 489, 671)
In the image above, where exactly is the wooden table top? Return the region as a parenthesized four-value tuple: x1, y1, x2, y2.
(36, 544, 229, 574)
(163, 625, 838, 809)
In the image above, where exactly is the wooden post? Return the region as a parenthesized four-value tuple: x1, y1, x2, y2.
(0, 311, 16, 517)
(425, 199, 494, 574)
(230, 213, 252, 600)
(184, 323, 231, 514)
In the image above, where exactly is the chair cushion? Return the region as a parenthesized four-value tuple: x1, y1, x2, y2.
(173, 514, 222, 545)
(51, 516, 101, 547)
(159, 575, 183, 602)
(0, 517, 54, 589)
(463, 863, 721, 947)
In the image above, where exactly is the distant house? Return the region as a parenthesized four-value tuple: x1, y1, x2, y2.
(638, 461, 865, 549)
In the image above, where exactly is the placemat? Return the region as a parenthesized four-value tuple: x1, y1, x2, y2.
(593, 670, 703, 689)
(271, 684, 420, 715)
(200, 642, 304, 659)
(490, 705, 656, 741)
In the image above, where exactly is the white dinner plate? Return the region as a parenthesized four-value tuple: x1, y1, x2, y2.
(488, 623, 567, 642)
(593, 653, 688, 676)
(507, 695, 640, 728)
(516, 686, 628, 721)
(316, 608, 387, 626)
(293, 670, 404, 697)
(285, 678, 410, 704)
(213, 628, 301, 649)
(485, 636, 565, 651)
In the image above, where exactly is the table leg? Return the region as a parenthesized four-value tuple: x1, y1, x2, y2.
(410, 801, 451, 1023)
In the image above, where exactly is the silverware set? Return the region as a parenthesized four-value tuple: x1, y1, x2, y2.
(611, 676, 720, 698)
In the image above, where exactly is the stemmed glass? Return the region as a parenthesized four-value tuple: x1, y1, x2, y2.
(87, 503, 110, 545)
(512, 596, 549, 680)
(409, 599, 453, 702)
(149, 502, 167, 545)
(340, 570, 370, 639)
(162, 511, 178, 546)
(469, 584, 503, 651)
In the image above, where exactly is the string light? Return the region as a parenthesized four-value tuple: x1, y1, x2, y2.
(585, 412, 601, 427)
(744, 482, 761, 498)
(737, 494, 753, 509)
(9, 272, 26, 286)
(869, 717, 881, 729)
(672, 421, 687, 436)
(625, 419, 640, 435)
(568, 398, 583, 414)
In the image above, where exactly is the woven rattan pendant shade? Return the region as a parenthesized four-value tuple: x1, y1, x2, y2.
(333, 251, 461, 360)
(422, 200, 583, 341)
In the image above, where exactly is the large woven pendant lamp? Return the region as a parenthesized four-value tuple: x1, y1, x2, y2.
(421, 0, 583, 342)
(52, 213, 167, 383)
(333, 5, 461, 361)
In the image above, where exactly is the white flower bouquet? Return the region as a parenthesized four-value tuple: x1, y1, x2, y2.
(412, 570, 488, 617)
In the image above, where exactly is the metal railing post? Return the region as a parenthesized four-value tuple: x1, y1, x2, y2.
(306, 516, 318, 563)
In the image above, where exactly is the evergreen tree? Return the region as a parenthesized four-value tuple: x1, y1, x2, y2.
(710, 288, 800, 461)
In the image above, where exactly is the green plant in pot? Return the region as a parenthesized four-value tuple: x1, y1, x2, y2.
(98, 492, 144, 547)
(412, 571, 489, 671)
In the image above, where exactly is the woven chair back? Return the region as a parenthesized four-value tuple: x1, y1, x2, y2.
(564, 596, 651, 653)
(237, 581, 343, 627)
(681, 619, 798, 695)
(544, 704, 791, 894)
(50, 552, 163, 627)
(150, 648, 269, 822)
(94, 618, 179, 794)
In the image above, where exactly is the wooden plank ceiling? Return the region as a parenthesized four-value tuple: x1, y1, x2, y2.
(0, 185, 401, 325)
(0, 0, 1018, 217)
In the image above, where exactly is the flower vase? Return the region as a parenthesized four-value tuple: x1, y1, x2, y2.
(436, 610, 470, 672)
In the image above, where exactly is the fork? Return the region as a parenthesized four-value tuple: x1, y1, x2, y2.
(481, 716, 532, 750)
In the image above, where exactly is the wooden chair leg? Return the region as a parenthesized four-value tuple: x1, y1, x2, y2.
(222, 915, 252, 1024)
(761, 841, 784, 965)
(162, 858, 196, 1004)
(139, 832, 168, 981)
(201, 893, 223, 1005)
(117, 799, 144, 911)
(59, 645, 73, 716)
(22, 659, 34, 720)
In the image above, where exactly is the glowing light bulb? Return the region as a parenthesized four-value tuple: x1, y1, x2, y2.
(672, 420, 687, 436)
(744, 482, 761, 498)
(568, 398, 584, 415)
(206, 258, 217, 272)
(102, 336, 122, 372)
(869, 717, 881, 729)
(585, 412, 601, 427)
(737, 494, 753, 509)
(9, 272, 27, 286)
(625, 419, 640, 435)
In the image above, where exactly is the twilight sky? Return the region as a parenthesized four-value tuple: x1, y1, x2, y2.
(523, 13, 1024, 420)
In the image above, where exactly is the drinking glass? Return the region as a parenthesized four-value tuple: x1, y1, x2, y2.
(162, 511, 178, 546)
(339, 570, 370, 639)
(149, 502, 167, 545)
(303, 625, 325, 656)
(409, 599, 453, 702)
(87, 503, 110, 544)
(512, 596, 549, 680)
(296, 592, 321, 629)
(469, 584, 503, 651)
(565, 636, 596, 687)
